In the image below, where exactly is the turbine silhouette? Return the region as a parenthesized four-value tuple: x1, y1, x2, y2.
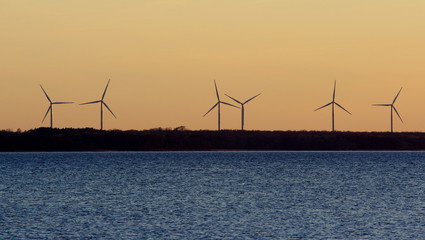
(372, 87, 403, 133)
(40, 85, 73, 128)
(314, 80, 352, 132)
(225, 93, 261, 130)
(203, 80, 239, 131)
(80, 79, 117, 130)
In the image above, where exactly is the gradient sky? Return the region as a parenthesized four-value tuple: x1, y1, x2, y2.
(1, 1, 425, 132)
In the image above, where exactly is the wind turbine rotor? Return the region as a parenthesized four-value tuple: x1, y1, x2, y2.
(314, 102, 332, 111)
(203, 102, 219, 117)
(225, 94, 242, 104)
(42, 106, 52, 123)
(392, 87, 403, 104)
(40, 85, 52, 103)
(244, 93, 261, 104)
(102, 79, 111, 101)
(335, 102, 352, 115)
(220, 101, 240, 108)
(80, 100, 101, 105)
(214, 80, 220, 101)
(53, 102, 74, 104)
(372, 104, 392, 106)
(392, 106, 403, 123)
(103, 102, 117, 119)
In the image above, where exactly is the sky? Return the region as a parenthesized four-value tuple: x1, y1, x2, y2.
(1, 0, 425, 132)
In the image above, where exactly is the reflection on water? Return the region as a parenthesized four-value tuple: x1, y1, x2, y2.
(1, 152, 425, 239)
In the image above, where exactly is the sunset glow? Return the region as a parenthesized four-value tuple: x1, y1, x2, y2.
(2, 1, 425, 131)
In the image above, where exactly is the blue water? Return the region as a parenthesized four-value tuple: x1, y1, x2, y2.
(1, 152, 425, 239)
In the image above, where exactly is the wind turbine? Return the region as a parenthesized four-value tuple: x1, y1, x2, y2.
(80, 79, 117, 130)
(203, 80, 239, 131)
(225, 93, 261, 130)
(40, 85, 73, 128)
(372, 87, 403, 133)
(314, 80, 352, 132)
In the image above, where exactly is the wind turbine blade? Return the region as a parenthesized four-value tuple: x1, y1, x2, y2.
(393, 106, 403, 123)
(214, 80, 220, 101)
(40, 85, 52, 103)
(244, 93, 261, 104)
(314, 102, 332, 111)
(103, 102, 117, 119)
(102, 79, 111, 100)
(80, 100, 101, 105)
(333, 80, 336, 101)
(225, 94, 242, 104)
(221, 101, 240, 108)
(203, 102, 219, 117)
(392, 87, 403, 104)
(372, 104, 392, 106)
(53, 102, 74, 104)
(42, 106, 51, 123)
(335, 102, 352, 115)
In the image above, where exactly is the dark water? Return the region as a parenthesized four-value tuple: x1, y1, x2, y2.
(1, 152, 425, 239)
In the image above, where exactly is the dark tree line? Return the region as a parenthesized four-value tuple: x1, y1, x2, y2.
(0, 128, 424, 151)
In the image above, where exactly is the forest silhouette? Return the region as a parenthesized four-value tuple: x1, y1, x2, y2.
(0, 128, 425, 151)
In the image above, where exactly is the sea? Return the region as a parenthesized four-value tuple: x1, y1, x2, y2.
(1, 152, 425, 239)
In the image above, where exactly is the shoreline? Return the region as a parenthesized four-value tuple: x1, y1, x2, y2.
(1, 128, 425, 151)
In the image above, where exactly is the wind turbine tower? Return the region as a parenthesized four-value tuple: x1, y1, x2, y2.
(40, 85, 73, 128)
(203, 80, 239, 131)
(225, 93, 261, 130)
(80, 79, 117, 130)
(314, 81, 352, 132)
(372, 87, 403, 132)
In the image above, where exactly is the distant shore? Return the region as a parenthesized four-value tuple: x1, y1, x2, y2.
(1, 128, 425, 151)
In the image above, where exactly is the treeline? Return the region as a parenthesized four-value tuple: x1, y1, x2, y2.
(1, 128, 425, 151)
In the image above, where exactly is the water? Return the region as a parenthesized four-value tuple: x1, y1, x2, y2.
(1, 152, 425, 239)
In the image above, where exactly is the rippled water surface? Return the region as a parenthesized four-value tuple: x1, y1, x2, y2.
(1, 152, 425, 239)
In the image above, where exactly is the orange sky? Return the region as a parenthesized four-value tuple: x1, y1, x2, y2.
(1, 1, 425, 132)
